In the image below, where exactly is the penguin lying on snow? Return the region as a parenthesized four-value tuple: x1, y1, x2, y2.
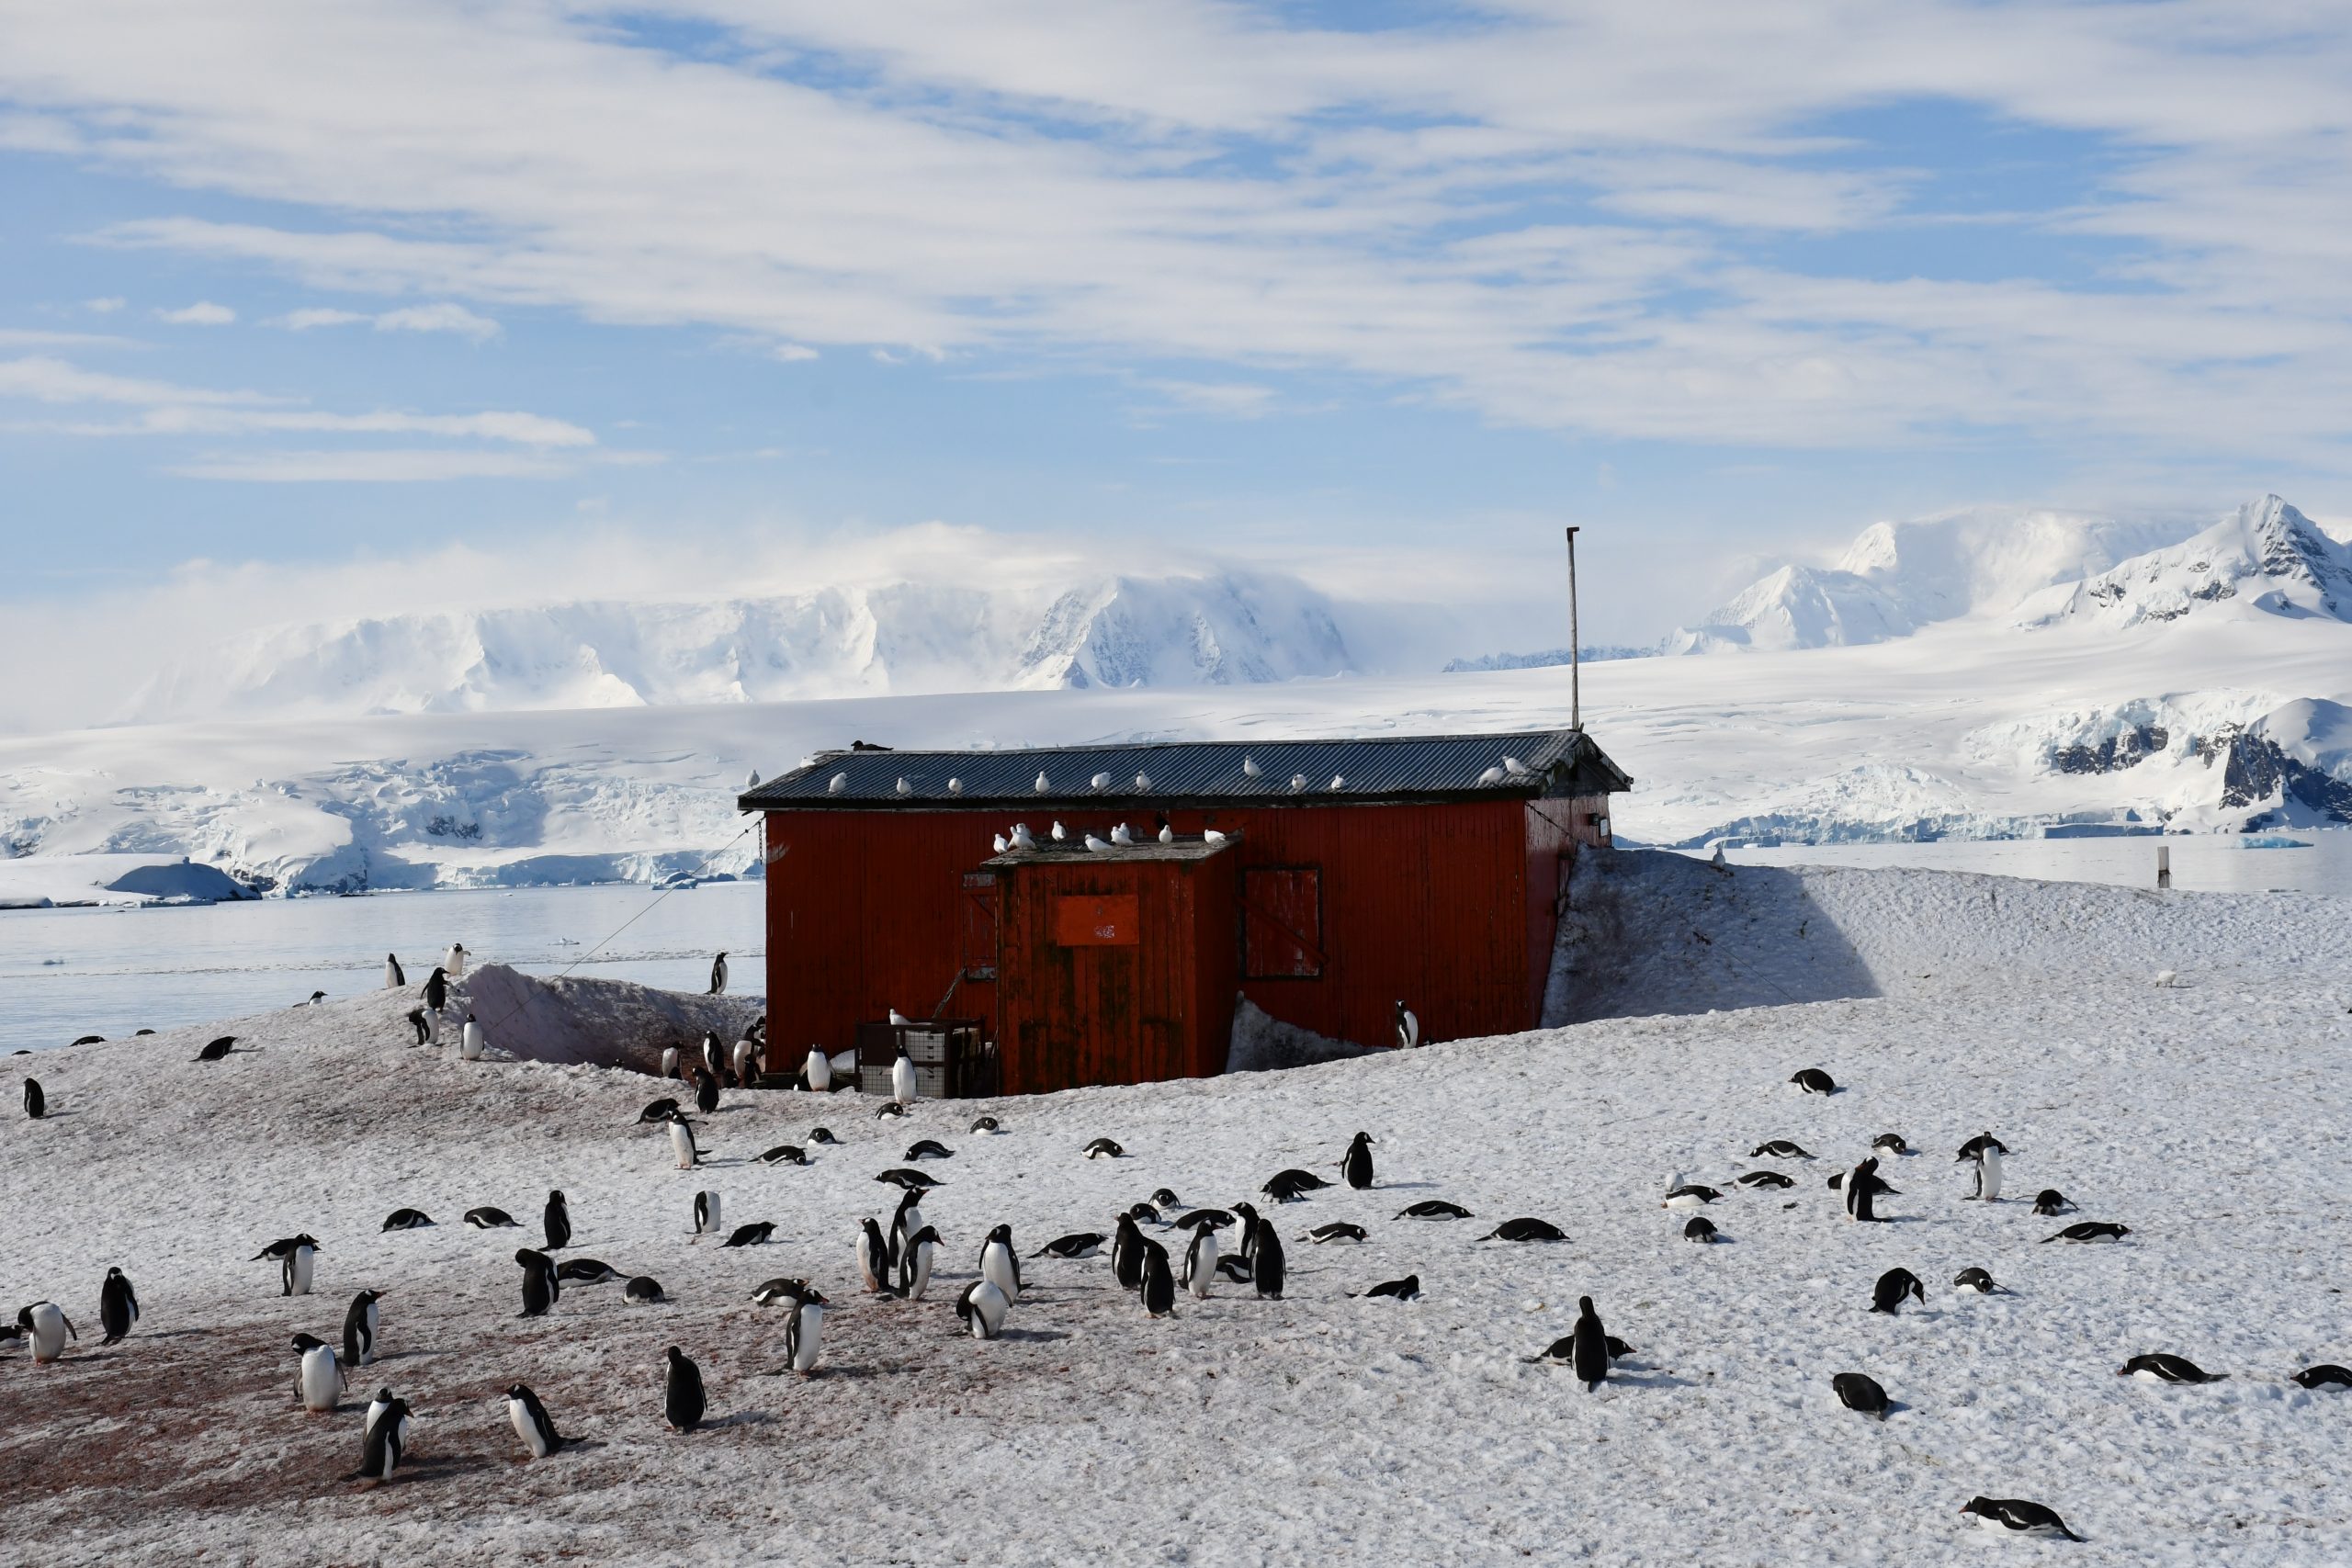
(1032, 1233, 1104, 1259)
(1302, 1223, 1367, 1244)
(2043, 1222, 2130, 1243)
(758, 1145, 809, 1166)
(1960, 1497, 2082, 1541)
(1660, 1186, 1718, 1211)
(2118, 1353, 2226, 1383)
(1871, 1134, 1909, 1156)
(1084, 1138, 1125, 1159)
(2033, 1190, 2076, 1216)
(1479, 1217, 1566, 1243)
(1952, 1267, 2003, 1294)
(1789, 1067, 1838, 1095)
(1870, 1268, 1926, 1314)
(1684, 1216, 1719, 1243)
(751, 1277, 812, 1307)
(968, 1116, 1001, 1134)
(1355, 1275, 1420, 1301)
(1736, 1171, 1793, 1190)
(624, 1276, 666, 1304)
(195, 1036, 237, 1062)
(2293, 1365, 2352, 1390)
(1750, 1140, 1813, 1160)
(1124, 1202, 1162, 1226)
(556, 1259, 623, 1283)
(1832, 1371, 1890, 1420)
(381, 1208, 435, 1231)
(636, 1098, 681, 1125)
(465, 1207, 519, 1229)
(905, 1139, 954, 1160)
(1172, 1209, 1234, 1232)
(722, 1223, 776, 1248)
(1261, 1168, 1330, 1203)
(876, 1168, 943, 1190)
(1396, 1200, 1474, 1221)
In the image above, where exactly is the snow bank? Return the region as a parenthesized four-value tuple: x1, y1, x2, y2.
(0, 852, 257, 908)
(1224, 995, 1382, 1072)
(456, 962, 763, 1073)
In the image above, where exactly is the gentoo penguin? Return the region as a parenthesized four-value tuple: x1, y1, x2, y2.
(876, 1167, 942, 1191)
(751, 1278, 809, 1307)
(196, 1034, 237, 1062)
(1568, 1296, 1611, 1391)
(2292, 1364, 2352, 1390)
(298, 990, 327, 1007)
(721, 1223, 775, 1247)
(516, 1249, 560, 1317)
(423, 967, 448, 1017)
(783, 1288, 827, 1374)
(809, 1125, 839, 1145)
(365, 1385, 395, 1435)
(1736, 1171, 1795, 1190)
(556, 1259, 622, 1283)
(1952, 1267, 2000, 1294)
(896, 1225, 940, 1300)
(1789, 1067, 1837, 1094)
(802, 1045, 831, 1093)
(2032, 1189, 2076, 1216)
(384, 953, 405, 988)
(1750, 1139, 1813, 1159)
(1032, 1232, 1105, 1260)
(700, 1031, 725, 1082)
(1960, 1497, 2083, 1541)
(1171, 1208, 1233, 1232)
(1396, 1199, 1475, 1220)
(291, 1333, 345, 1412)
(637, 1098, 681, 1126)
(874, 1100, 908, 1120)
(1182, 1222, 1219, 1298)
(1844, 1157, 1883, 1223)
(1302, 1223, 1368, 1244)
(445, 942, 468, 978)
(1962, 1141, 2004, 1201)
(889, 1188, 925, 1265)
(2043, 1222, 2130, 1243)
(506, 1382, 563, 1459)
(543, 1190, 571, 1251)
(1394, 1001, 1420, 1049)
(343, 1289, 384, 1366)
(1084, 1138, 1124, 1159)
(405, 1009, 431, 1045)
(352, 1393, 410, 1487)
(663, 1347, 706, 1433)
(693, 1066, 720, 1114)
(259, 1234, 321, 1296)
(98, 1268, 139, 1344)
(1661, 1186, 1718, 1211)
(1261, 1170, 1321, 1204)
(1832, 1371, 1890, 1421)
(758, 1144, 808, 1167)
(1684, 1216, 1719, 1243)
(979, 1224, 1023, 1303)
(2118, 1353, 2226, 1383)
(695, 1190, 722, 1237)
(857, 1219, 889, 1292)
(662, 1043, 681, 1080)
(666, 1110, 702, 1168)
(459, 1013, 486, 1062)
(1215, 1256, 1255, 1283)
(24, 1077, 45, 1119)
(624, 1276, 666, 1304)
(1957, 1132, 2008, 1160)
(1355, 1274, 1421, 1301)
(1112, 1215, 1146, 1291)
(1149, 1188, 1181, 1208)
(891, 1043, 918, 1104)
(464, 1206, 518, 1228)
(1870, 1268, 1925, 1314)
(1335, 1131, 1376, 1190)
(1139, 1239, 1176, 1317)
(957, 1279, 1010, 1340)
(19, 1302, 76, 1363)
(905, 1138, 954, 1160)
(731, 1035, 757, 1087)
(1479, 1217, 1566, 1243)
(708, 952, 728, 996)
(1125, 1202, 1163, 1226)
(1231, 1201, 1263, 1263)
(1253, 1224, 1286, 1300)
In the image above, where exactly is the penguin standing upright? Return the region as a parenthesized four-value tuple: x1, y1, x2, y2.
(98, 1268, 139, 1344)
(1231, 1202, 1263, 1267)
(1112, 1214, 1146, 1290)
(707, 952, 729, 996)
(979, 1224, 1023, 1304)
(1140, 1239, 1176, 1317)
(1182, 1222, 1219, 1299)
(1569, 1296, 1610, 1391)
(1966, 1142, 2005, 1201)
(784, 1288, 827, 1374)
(956, 1280, 1010, 1340)
(280, 1235, 320, 1296)
(700, 1032, 725, 1082)
(661, 1043, 681, 1080)
(506, 1382, 563, 1459)
(351, 1393, 410, 1487)
(19, 1302, 76, 1362)
(460, 1013, 486, 1062)
(663, 1347, 705, 1432)
(1341, 1132, 1375, 1190)
(291, 1333, 345, 1412)
(544, 1190, 571, 1251)
(1253, 1224, 1286, 1300)
(694, 1066, 720, 1114)
(23, 1077, 44, 1120)
(857, 1218, 889, 1292)
(896, 1225, 939, 1300)
(731, 1035, 756, 1088)
(445, 942, 469, 978)
(516, 1249, 560, 1317)
(1394, 1002, 1420, 1049)
(423, 967, 448, 1018)
(892, 1043, 918, 1104)
(889, 1187, 925, 1266)
(342, 1289, 384, 1367)
(803, 1045, 831, 1093)
(384, 953, 405, 988)
(1845, 1156, 1882, 1223)
(666, 1110, 701, 1168)
(694, 1190, 722, 1237)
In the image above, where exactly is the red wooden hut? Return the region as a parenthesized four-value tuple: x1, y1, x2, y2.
(738, 728, 1629, 1096)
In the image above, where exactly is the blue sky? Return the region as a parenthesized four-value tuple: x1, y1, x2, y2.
(2, 0, 2347, 660)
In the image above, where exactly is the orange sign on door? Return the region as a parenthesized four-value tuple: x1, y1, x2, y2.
(1054, 894, 1139, 946)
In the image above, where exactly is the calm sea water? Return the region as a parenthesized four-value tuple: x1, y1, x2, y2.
(5, 835, 2345, 1055)
(1, 881, 766, 1055)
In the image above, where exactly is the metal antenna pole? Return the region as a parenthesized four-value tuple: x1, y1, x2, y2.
(1565, 526, 1581, 730)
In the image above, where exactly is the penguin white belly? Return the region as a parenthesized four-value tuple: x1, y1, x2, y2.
(460, 1021, 485, 1061)
(892, 1056, 918, 1103)
(1663, 1193, 1705, 1210)
(1187, 1232, 1218, 1298)
(288, 1247, 315, 1295)
(982, 1243, 1019, 1303)
(858, 1233, 883, 1292)
(1979, 1151, 2004, 1201)
(967, 1280, 1008, 1338)
(509, 1398, 550, 1458)
(697, 1191, 721, 1234)
(2132, 1368, 2166, 1382)
(27, 1303, 70, 1361)
(909, 1243, 934, 1301)
(792, 1302, 824, 1371)
(669, 1122, 695, 1168)
(299, 1347, 340, 1412)
(805, 1048, 831, 1091)
(661, 1045, 680, 1079)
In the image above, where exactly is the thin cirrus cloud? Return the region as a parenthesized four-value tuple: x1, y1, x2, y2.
(154, 300, 235, 325)
(271, 300, 501, 340)
(0, 1, 2346, 471)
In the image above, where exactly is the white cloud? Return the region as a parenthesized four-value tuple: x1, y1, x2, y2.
(1139, 379, 1279, 419)
(83, 296, 124, 313)
(0, 327, 141, 349)
(770, 342, 818, 362)
(154, 300, 235, 325)
(166, 448, 572, 481)
(373, 302, 499, 340)
(273, 307, 369, 330)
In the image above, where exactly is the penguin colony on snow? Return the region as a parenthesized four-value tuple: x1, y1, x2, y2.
(12, 955, 2349, 1550)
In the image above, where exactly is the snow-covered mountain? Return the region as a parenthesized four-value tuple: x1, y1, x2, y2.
(2021, 494, 2352, 630)
(126, 570, 1362, 722)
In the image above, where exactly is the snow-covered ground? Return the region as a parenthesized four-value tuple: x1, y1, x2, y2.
(6, 852, 2350, 1565)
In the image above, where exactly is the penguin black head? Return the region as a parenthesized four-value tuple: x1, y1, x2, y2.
(988, 1222, 1012, 1244)
(290, 1333, 329, 1353)
(505, 1382, 533, 1401)
(353, 1288, 386, 1305)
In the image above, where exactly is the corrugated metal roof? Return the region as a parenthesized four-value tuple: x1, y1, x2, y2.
(740, 728, 1630, 811)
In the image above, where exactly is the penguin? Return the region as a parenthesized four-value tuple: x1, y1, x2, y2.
(731, 1035, 757, 1087)
(758, 1145, 808, 1167)
(891, 1043, 918, 1104)
(405, 1009, 431, 1045)
(1215, 1256, 1256, 1282)
(507, 1382, 563, 1459)
(297, 990, 327, 1007)
(1957, 1132, 2008, 1160)
(721, 1223, 775, 1248)
(895, 1225, 940, 1300)
(2042, 1222, 2130, 1243)
(1789, 1067, 1837, 1094)
(666, 1110, 702, 1169)
(1171, 1209, 1234, 1233)
(809, 1126, 840, 1145)
(424, 967, 448, 1016)
(1870, 1268, 1925, 1314)
(1139, 1240, 1176, 1317)
(464, 1206, 518, 1228)
(751, 1278, 809, 1307)
(876, 1168, 942, 1191)
(1683, 1216, 1719, 1243)
(1084, 1138, 1125, 1159)
(460, 1013, 486, 1062)
(906, 1138, 954, 1160)
(1302, 1223, 1367, 1244)
(343, 1289, 384, 1367)
(98, 1268, 139, 1344)
(1736, 1171, 1794, 1190)
(1952, 1267, 2001, 1294)
(543, 1190, 571, 1251)
(1844, 1157, 1883, 1223)
(1231, 1201, 1263, 1263)
(2032, 1189, 2076, 1216)
(1125, 1202, 1162, 1226)
(1660, 1187, 1718, 1211)
(803, 1044, 831, 1093)
(980, 1224, 1023, 1303)
(661, 1043, 681, 1080)
(1354, 1274, 1420, 1301)
(2118, 1353, 2226, 1383)
(19, 1302, 76, 1363)
(1261, 1170, 1322, 1204)
(384, 953, 405, 988)
(1750, 1140, 1813, 1159)
(858, 1218, 889, 1292)
(1478, 1217, 1566, 1243)
(24, 1077, 45, 1119)
(445, 942, 469, 978)
(1334, 1132, 1376, 1190)
(195, 1034, 237, 1062)
(1149, 1188, 1181, 1208)
(1568, 1296, 1610, 1391)
(1393, 1001, 1420, 1049)
(1182, 1221, 1219, 1298)
(352, 1393, 410, 1486)
(1032, 1232, 1105, 1260)
(365, 1385, 395, 1435)
(695, 1190, 722, 1237)
(637, 1098, 682, 1126)
(1871, 1134, 1909, 1156)
(1112, 1214, 1146, 1291)
(1832, 1371, 1890, 1421)
(1253, 1224, 1286, 1300)
(1960, 1497, 2083, 1541)
(1396, 1200, 1475, 1220)
(889, 1187, 925, 1265)
(708, 953, 728, 996)
(261, 1234, 321, 1296)
(701, 1032, 725, 1082)
(663, 1347, 706, 1432)
(1534, 1331, 1635, 1368)
(1962, 1141, 2004, 1201)
(957, 1279, 1010, 1340)
(624, 1276, 665, 1304)
(693, 1066, 720, 1114)
(291, 1333, 345, 1412)
(516, 1248, 560, 1317)
(874, 1100, 908, 1120)
(556, 1259, 622, 1283)
(782, 1287, 828, 1373)
(2291, 1364, 2352, 1390)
